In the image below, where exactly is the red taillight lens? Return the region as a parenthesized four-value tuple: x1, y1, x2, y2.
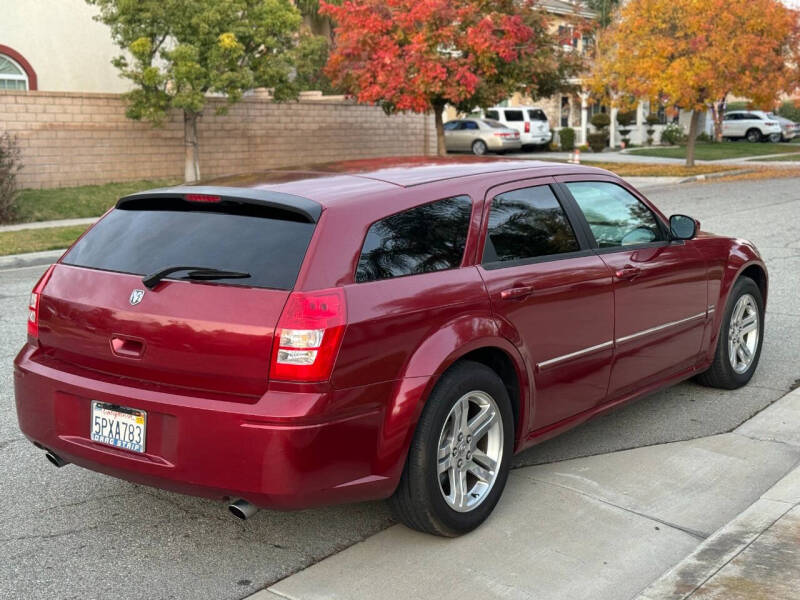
(525, 122, 531, 133)
(27, 264, 56, 340)
(271, 288, 347, 382)
(185, 194, 221, 203)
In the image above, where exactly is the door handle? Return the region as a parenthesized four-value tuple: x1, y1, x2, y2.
(615, 266, 641, 281)
(500, 285, 534, 301)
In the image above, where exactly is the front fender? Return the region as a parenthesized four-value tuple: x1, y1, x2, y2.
(701, 236, 767, 363)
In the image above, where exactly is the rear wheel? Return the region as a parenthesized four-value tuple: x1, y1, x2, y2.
(388, 360, 514, 536)
(471, 140, 488, 155)
(745, 128, 762, 143)
(768, 132, 781, 143)
(695, 277, 764, 389)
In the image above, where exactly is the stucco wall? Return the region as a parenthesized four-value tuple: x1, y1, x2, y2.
(1, 0, 128, 93)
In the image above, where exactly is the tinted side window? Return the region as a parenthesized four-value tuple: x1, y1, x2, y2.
(483, 185, 579, 263)
(504, 110, 524, 121)
(486, 110, 500, 120)
(443, 121, 460, 131)
(566, 181, 663, 248)
(528, 109, 547, 121)
(356, 196, 472, 283)
(463, 121, 479, 130)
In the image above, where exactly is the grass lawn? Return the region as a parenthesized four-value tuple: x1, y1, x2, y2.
(0, 225, 89, 256)
(626, 142, 800, 161)
(542, 160, 741, 178)
(12, 179, 176, 224)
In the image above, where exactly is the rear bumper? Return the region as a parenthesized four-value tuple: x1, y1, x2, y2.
(521, 131, 552, 146)
(14, 345, 418, 510)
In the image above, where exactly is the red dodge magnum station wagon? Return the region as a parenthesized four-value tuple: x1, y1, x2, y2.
(15, 158, 767, 536)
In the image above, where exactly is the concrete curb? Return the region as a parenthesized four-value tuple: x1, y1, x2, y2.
(678, 168, 756, 183)
(0, 249, 65, 270)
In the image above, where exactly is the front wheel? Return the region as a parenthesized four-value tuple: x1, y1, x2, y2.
(695, 277, 764, 389)
(388, 361, 514, 536)
(768, 132, 782, 143)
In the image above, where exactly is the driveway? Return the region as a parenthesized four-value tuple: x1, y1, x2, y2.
(1, 177, 798, 600)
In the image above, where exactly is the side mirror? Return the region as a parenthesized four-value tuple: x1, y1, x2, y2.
(669, 214, 698, 240)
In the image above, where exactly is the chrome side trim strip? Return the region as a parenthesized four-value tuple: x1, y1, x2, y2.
(535, 310, 711, 370)
(616, 311, 708, 344)
(537, 340, 614, 370)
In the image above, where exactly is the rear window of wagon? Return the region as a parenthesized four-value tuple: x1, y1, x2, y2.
(62, 202, 316, 290)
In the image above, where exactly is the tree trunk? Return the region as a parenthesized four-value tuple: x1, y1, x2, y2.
(433, 102, 447, 157)
(184, 111, 200, 183)
(710, 95, 727, 143)
(685, 109, 701, 168)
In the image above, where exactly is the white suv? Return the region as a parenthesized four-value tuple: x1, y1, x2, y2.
(722, 111, 783, 143)
(483, 106, 552, 149)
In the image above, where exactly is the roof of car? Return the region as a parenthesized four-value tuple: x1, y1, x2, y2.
(124, 157, 608, 217)
(201, 156, 592, 190)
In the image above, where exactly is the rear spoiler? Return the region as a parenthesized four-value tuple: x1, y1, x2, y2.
(117, 186, 323, 223)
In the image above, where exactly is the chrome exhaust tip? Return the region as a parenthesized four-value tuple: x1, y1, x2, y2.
(45, 450, 68, 468)
(228, 498, 258, 520)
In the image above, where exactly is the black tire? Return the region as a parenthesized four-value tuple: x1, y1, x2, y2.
(695, 277, 764, 389)
(471, 139, 488, 155)
(745, 128, 762, 143)
(388, 360, 514, 537)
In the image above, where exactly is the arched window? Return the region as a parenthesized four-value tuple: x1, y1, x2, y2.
(0, 54, 28, 90)
(0, 45, 37, 90)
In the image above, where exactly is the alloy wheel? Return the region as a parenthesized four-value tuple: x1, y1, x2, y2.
(728, 293, 759, 374)
(436, 391, 503, 513)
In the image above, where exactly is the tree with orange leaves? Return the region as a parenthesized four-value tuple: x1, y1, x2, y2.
(591, 0, 799, 166)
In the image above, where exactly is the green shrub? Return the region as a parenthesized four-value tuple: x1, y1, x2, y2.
(559, 127, 576, 151)
(587, 132, 606, 152)
(777, 100, 800, 123)
(0, 133, 22, 224)
(726, 101, 749, 112)
(696, 131, 712, 143)
(661, 122, 686, 146)
(645, 114, 661, 126)
(590, 113, 610, 130)
(616, 111, 636, 127)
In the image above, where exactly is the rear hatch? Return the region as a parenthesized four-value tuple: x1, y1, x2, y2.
(36, 191, 319, 399)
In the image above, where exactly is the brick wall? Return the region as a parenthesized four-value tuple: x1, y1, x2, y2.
(0, 91, 436, 189)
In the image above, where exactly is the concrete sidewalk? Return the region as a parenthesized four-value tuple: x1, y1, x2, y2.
(253, 388, 800, 600)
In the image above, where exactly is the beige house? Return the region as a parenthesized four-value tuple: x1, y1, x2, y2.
(1, 0, 128, 93)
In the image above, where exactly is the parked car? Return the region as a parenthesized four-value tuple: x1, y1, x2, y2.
(767, 113, 799, 141)
(443, 119, 521, 155)
(483, 106, 553, 149)
(15, 158, 767, 537)
(722, 110, 782, 142)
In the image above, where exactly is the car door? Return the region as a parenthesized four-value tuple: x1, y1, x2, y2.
(477, 178, 615, 433)
(443, 120, 464, 151)
(558, 176, 708, 401)
(722, 113, 739, 137)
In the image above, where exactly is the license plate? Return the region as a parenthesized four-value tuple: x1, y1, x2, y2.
(91, 402, 146, 453)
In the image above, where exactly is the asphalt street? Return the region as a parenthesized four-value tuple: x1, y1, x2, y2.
(1, 176, 799, 600)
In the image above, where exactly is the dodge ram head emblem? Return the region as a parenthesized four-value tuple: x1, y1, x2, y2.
(129, 289, 145, 306)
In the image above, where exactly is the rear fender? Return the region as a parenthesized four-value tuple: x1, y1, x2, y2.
(375, 314, 531, 485)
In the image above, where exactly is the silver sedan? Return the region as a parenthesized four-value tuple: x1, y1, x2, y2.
(444, 119, 522, 155)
